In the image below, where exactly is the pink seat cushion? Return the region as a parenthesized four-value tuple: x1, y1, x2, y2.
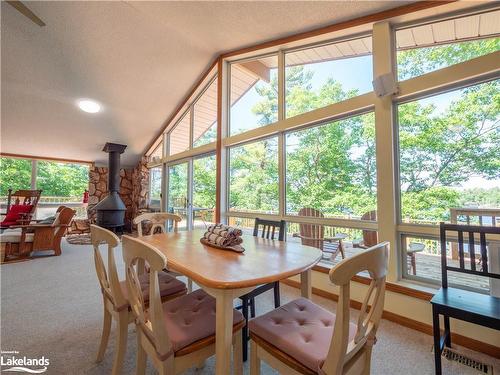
(119, 271, 186, 308)
(249, 298, 357, 372)
(161, 289, 244, 353)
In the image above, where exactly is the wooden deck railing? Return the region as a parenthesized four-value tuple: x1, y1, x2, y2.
(450, 207, 500, 259)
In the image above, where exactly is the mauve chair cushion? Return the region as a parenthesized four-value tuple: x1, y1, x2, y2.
(161, 289, 244, 353)
(249, 297, 357, 372)
(119, 271, 186, 307)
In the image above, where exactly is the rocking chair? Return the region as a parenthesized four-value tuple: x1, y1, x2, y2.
(1, 189, 42, 228)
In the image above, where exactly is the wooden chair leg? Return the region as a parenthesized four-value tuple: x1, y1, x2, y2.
(444, 315, 451, 348)
(273, 282, 280, 308)
(233, 330, 243, 375)
(250, 340, 260, 375)
(96, 305, 112, 363)
(136, 330, 147, 375)
(112, 311, 129, 375)
(250, 298, 256, 318)
(410, 253, 417, 275)
(432, 306, 442, 375)
(242, 297, 249, 362)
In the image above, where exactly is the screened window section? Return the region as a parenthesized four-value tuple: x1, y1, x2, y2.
(229, 137, 279, 213)
(285, 113, 376, 219)
(0, 157, 89, 218)
(396, 10, 500, 81)
(193, 78, 218, 147)
(169, 111, 191, 156)
(230, 55, 278, 136)
(398, 79, 500, 225)
(285, 36, 373, 118)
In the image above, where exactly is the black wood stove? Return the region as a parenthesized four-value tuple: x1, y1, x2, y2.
(93, 143, 127, 232)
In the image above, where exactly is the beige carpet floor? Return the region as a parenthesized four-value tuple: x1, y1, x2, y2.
(1, 239, 499, 375)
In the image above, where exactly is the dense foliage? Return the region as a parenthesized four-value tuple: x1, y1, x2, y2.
(0, 158, 89, 199)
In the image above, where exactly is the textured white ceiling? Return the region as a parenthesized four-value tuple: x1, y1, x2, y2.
(1, 1, 411, 166)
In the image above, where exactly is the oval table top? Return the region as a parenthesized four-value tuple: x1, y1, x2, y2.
(137, 229, 322, 289)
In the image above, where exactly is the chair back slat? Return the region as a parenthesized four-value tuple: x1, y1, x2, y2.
(480, 232, 488, 274)
(134, 212, 182, 236)
(90, 225, 126, 310)
(297, 208, 324, 250)
(322, 241, 389, 374)
(122, 235, 173, 358)
(253, 218, 285, 242)
(458, 231, 465, 269)
(440, 223, 500, 287)
(468, 232, 476, 271)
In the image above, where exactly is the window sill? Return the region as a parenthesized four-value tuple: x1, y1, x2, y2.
(312, 264, 437, 301)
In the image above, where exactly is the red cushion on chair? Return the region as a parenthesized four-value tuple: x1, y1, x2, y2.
(1, 204, 33, 226)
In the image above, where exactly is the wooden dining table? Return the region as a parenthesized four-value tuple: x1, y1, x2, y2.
(138, 229, 323, 375)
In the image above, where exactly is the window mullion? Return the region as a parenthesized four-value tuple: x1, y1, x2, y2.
(373, 21, 399, 282)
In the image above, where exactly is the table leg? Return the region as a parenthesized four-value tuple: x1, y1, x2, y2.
(215, 290, 234, 375)
(300, 270, 312, 299)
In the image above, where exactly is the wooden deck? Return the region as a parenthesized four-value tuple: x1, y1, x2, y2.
(323, 244, 490, 292)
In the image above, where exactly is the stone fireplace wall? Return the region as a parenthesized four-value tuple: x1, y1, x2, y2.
(87, 157, 150, 230)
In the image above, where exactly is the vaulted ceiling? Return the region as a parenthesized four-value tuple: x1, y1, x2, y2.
(1, 1, 412, 166)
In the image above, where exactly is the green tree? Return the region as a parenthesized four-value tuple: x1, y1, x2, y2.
(0, 158, 32, 195)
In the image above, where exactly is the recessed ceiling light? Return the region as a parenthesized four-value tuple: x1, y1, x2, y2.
(77, 99, 101, 113)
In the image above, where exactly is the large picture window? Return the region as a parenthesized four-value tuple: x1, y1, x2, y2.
(286, 113, 376, 219)
(285, 36, 373, 118)
(398, 80, 500, 225)
(0, 157, 90, 218)
(229, 137, 279, 213)
(230, 55, 278, 136)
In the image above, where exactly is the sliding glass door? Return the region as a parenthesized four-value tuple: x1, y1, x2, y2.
(166, 153, 216, 231)
(192, 154, 216, 229)
(167, 161, 189, 230)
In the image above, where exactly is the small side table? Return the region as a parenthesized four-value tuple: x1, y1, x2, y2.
(407, 242, 425, 275)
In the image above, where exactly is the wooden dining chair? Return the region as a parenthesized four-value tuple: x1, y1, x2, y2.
(431, 223, 500, 375)
(237, 218, 285, 361)
(121, 235, 245, 375)
(133, 212, 192, 292)
(293, 207, 346, 261)
(249, 241, 389, 375)
(91, 225, 187, 375)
